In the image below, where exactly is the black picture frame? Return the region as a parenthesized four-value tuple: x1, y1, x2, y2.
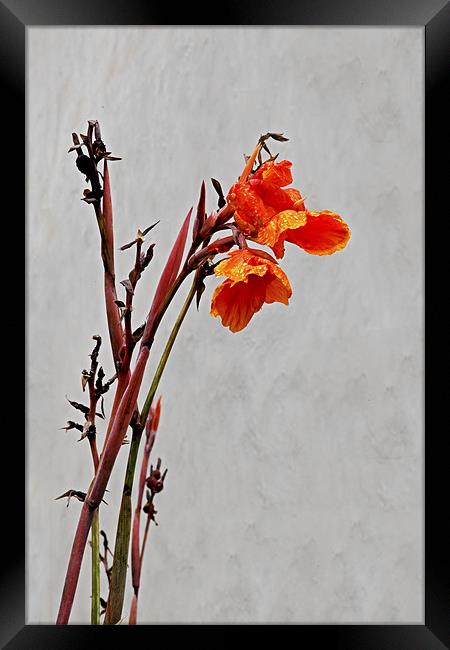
(5, 0, 448, 646)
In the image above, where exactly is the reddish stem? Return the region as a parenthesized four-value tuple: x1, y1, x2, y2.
(97, 160, 124, 369)
(129, 593, 138, 625)
(130, 499, 153, 625)
(140, 513, 152, 565)
(102, 237, 142, 453)
(87, 338, 101, 471)
(131, 419, 155, 591)
(104, 273, 123, 370)
(89, 439, 99, 473)
(56, 503, 95, 625)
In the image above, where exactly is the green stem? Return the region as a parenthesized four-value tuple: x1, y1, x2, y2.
(142, 275, 198, 423)
(91, 509, 100, 625)
(104, 276, 198, 624)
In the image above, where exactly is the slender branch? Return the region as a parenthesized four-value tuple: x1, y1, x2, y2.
(99, 530, 113, 586)
(86, 336, 101, 469)
(86, 336, 101, 624)
(140, 512, 152, 566)
(124, 238, 143, 354)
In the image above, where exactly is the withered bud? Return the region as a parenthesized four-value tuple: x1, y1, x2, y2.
(141, 243, 155, 271)
(120, 222, 158, 251)
(79, 422, 96, 441)
(211, 178, 226, 209)
(132, 323, 145, 344)
(95, 371, 117, 398)
(120, 238, 139, 251)
(82, 190, 98, 204)
(196, 278, 206, 310)
(66, 397, 90, 416)
(143, 500, 158, 524)
(55, 489, 87, 507)
(259, 131, 289, 143)
(141, 221, 160, 237)
(81, 369, 90, 392)
(120, 278, 134, 295)
(60, 421, 84, 433)
(55, 489, 107, 507)
(146, 461, 167, 494)
(76, 154, 96, 179)
(93, 138, 107, 162)
(146, 475, 160, 493)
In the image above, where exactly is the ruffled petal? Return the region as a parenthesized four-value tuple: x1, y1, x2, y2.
(210, 276, 268, 332)
(248, 179, 296, 213)
(264, 265, 292, 304)
(213, 248, 268, 283)
(255, 210, 307, 259)
(252, 159, 292, 187)
(286, 210, 351, 255)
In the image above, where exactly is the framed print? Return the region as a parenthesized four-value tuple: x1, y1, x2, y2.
(3, 0, 448, 646)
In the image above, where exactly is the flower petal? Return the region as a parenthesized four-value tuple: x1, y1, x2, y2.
(210, 276, 268, 332)
(265, 265, 292, 304)
(286, 210, 351, 255)
(255, 210, 307, 259)
(227, 182, 271, 235)
(252, 159, 293, 187)
(248, 179, 296, 213)
(213, 249, 268, 283)
(210, 248, 292, 332)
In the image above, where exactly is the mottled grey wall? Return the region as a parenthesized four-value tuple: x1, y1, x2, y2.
(27, 27, 423, 624)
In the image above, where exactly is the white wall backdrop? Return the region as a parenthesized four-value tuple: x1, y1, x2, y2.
(27, 27, 424, 624)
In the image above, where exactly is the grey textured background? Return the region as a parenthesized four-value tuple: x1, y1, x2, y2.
(27, 27, 424, 624)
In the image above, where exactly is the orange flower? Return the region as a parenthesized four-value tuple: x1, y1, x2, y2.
(210, 248, 292, 333)
(227, 159, 350, 259)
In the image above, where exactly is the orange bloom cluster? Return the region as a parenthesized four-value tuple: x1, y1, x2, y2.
(210, 248, 291, 333)
(228, 159, 350, 259)
(210, 155, 350, 333)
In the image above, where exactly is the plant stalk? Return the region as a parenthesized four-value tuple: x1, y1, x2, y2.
(104, 276, 198, 624)
(91, 509, 100, 625)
